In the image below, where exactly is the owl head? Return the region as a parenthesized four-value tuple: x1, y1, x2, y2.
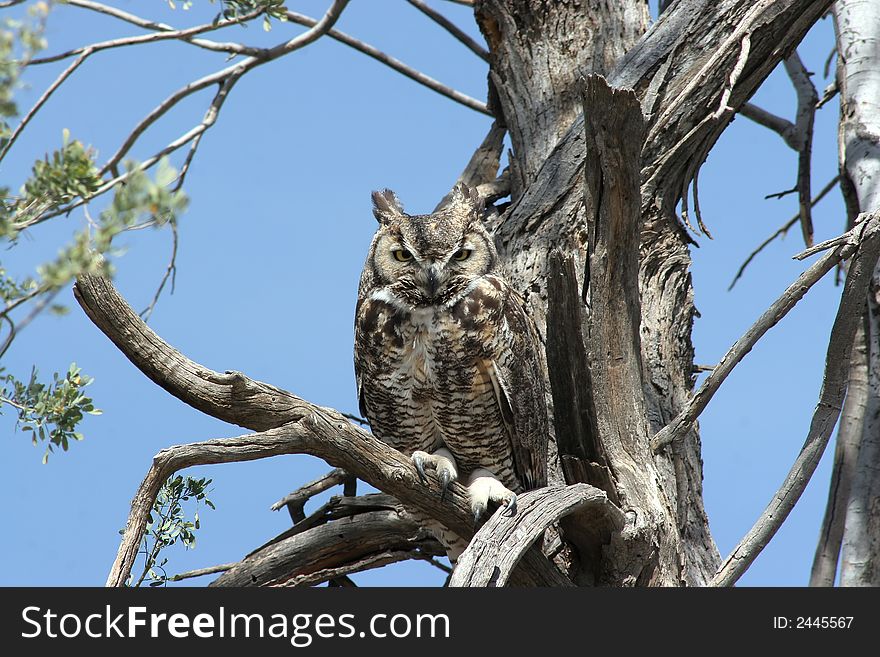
(366, 183, 498, 307)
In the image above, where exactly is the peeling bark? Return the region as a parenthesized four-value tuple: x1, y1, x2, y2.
(834, 0, 880, 587)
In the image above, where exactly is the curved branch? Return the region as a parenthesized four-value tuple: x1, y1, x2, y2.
(653, 217, 878, 452)
(77, 275, 570, 588)
(712, 211, 880, 586)
(448, 484, 624, 587)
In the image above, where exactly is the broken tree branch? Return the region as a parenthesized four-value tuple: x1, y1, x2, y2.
(653, 215, 879, 452)
(213, 494, 443, 587)
(270, 467, 350, 523)
(739, 103, 801, 150)
(76, 274, 570, 588)
(729, 175, 840, 290)
(785, 52, 819, 247)
(168, 563, 235, 582)
(712, 212, 880, 586)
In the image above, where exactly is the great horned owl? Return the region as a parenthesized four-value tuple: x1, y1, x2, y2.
(353, 183, 548, 532)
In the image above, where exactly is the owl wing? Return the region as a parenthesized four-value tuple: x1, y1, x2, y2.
(353, 296, 372, 422)
(489, 288, 548, 491)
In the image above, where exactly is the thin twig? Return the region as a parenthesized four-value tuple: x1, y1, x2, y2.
(793, 231, 851, 260)
(28, 8, 263, 66)
(168, 563, 236, 582)
(11, 288, 60, 336)
(784, 51, 818, 247)
(341, 411, 368, 425)
(21, 1, 342, 230)
(20, 77, 238, 231)
(100, 1, 350, 175)
(653, 217, 875, 452)
(270, 467, 350, 523)
(284, 11, 490, 115)
(0, 51, 90, 164)
(823, 45, 837, 78)
(765, 187, 797, 200)
(2, 284, 45, 317)
(739, 103, 801, 150)
(728, 175, 840, 290)
(139, 221, 178, 322)
(712, 212, 880, 587)
(0, 314, 15, 360)
(817, 81, 839, 109)
(406, 0, 489, 61)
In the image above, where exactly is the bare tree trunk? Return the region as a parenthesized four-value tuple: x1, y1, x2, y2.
(79, 0, 837, 587)
(811, 317, 867, 586)
(834, 0, 880, 587)
(475, 0, 832, 585)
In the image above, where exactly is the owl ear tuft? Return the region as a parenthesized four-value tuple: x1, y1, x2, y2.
(371, 189, 405, 224)
(436, 182, 484, 218)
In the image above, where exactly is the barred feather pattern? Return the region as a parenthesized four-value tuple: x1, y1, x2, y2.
(353, 184, 548, 502)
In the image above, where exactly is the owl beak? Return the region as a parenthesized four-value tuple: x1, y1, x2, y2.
(426, 264, 443, 299)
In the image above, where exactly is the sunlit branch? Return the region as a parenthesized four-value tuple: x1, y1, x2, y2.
(653, 216, 876, 452)
(712, 212, 880, 586)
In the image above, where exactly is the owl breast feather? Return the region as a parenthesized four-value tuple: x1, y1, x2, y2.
(354, 275, 519, 487)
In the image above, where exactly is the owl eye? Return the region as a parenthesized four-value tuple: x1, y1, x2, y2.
(392, 248, 414, 262)
(452, 248, 472, 261)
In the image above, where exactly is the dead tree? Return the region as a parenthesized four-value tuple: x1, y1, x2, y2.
(18, 0, 874, 585)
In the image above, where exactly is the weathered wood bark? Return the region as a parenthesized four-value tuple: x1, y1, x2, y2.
(449, 484, 624, 587)
(80, 0, 841, 587)
(811, 317, 867, 586)
(476, 0, 833, 585)
(212, 494, 445, 587)
(833, 0, 880, 587)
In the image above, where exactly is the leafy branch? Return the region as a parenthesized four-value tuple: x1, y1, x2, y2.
(130, 474, 215, 587)
(0, 363, 101, 463)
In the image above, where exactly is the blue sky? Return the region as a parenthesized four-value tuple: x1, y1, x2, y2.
(0, 2, 848, 586)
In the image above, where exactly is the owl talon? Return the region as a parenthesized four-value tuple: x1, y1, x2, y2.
(411, 452, 429, 484)
(467, 468, 518, 523)
(504, 492, 518, 517)
(438, 469, 451, 502)
(472, 502, 486, 524)
(411, 448, 458, 495)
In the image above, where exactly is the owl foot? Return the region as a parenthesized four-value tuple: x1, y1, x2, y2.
(411, 447, 458, 500)
(467, 469, 517, 523)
